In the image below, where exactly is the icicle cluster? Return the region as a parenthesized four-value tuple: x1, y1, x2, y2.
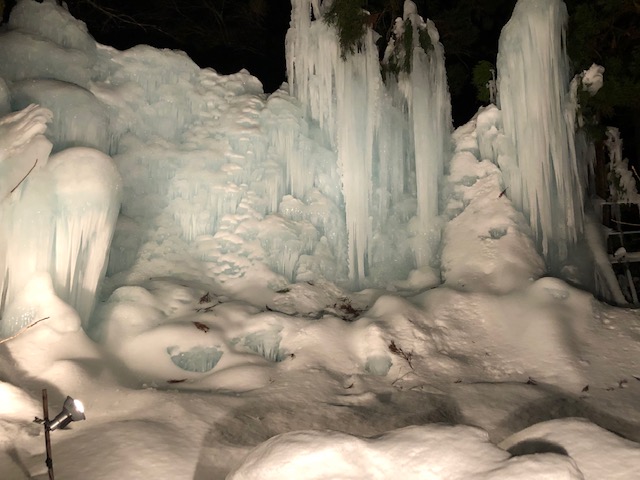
(0, 106, 121, 334)
(286, 0, 452, 285)
(497, 0, 585, 265)
(383, 4, 452, 266)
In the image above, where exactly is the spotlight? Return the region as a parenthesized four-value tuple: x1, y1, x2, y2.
(48, 396, 86, 431)
(38, 389, 87, 479)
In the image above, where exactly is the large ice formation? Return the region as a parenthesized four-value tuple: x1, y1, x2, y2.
(496, 0, 585, 267)
(0, 0, 621, 342)
(0, 105, 121, 336)
(0, 0, 121, 336)
(287, 0, 452, 284)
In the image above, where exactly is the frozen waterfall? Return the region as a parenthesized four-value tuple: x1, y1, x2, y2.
(497, 0, 585, 267)
(0, 0, 454, 338)
(286, 0, 452, 285)
(0, 1, 122, 336)
(0, 106, 121, 335)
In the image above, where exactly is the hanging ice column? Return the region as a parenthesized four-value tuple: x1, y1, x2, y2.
(286, 0, 379, 283)
(0, 105, 121, 336)
(286, 0, 452, 285)
(497, 0, 585, 266)
(383, 3, 452, 266)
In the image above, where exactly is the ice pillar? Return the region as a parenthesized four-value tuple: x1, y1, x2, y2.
(287, 0, 381, 284)
(497, 0, 585, 265)
(388, 3, 452, 266)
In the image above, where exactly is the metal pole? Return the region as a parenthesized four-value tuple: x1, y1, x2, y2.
(42, 389, 55, 480)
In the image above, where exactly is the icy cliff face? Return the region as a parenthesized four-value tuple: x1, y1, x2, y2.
(496, 0, 585, 267)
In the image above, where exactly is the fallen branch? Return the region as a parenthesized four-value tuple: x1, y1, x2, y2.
(0, 316, 50, 345)
(389, 340, 414, 369)
(10, 158, 38, 194)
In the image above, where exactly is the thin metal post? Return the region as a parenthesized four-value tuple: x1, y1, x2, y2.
(42, 389, 55, 480)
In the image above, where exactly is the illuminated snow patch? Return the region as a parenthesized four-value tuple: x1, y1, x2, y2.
(167, 345, 223, 373)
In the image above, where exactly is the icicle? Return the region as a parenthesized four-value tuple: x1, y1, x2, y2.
(286, 0, 380, 284)
(400, 11, 452, 266)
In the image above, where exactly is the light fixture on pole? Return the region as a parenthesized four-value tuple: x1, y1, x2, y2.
(39, 389, 86, 480)
(48, 395, 86, 431)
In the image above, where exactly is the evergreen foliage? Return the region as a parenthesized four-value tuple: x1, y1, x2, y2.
(381, 16, 433, 81)
(472, 60, 495, 104)
(323, 0, 368, 60)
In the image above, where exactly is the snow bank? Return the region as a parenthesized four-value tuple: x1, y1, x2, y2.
(228, 424, 583, 479)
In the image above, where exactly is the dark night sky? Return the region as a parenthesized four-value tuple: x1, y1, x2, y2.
(3, 0, 509, 125)
(68, 0, 294, 95)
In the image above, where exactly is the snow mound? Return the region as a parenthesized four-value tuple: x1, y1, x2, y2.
(228, 424, 583, 479)
(500, 418, 640, 480)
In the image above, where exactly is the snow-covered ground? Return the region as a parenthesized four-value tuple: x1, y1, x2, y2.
(0, 1, 639, 479)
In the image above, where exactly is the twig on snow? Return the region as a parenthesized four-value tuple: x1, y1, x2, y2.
(0, 316, 50, 345)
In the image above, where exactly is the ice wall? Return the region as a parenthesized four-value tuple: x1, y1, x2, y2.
(497, 0, 585, 266)
(286, 0, 452, 285)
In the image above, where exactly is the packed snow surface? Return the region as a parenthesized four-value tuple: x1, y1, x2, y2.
(0, 1, 639, 479)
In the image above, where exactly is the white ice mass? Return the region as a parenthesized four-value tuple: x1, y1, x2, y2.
(0, 0, 639, 479)
(496, 0, 584, 266)
(287, 0, 451, 284)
